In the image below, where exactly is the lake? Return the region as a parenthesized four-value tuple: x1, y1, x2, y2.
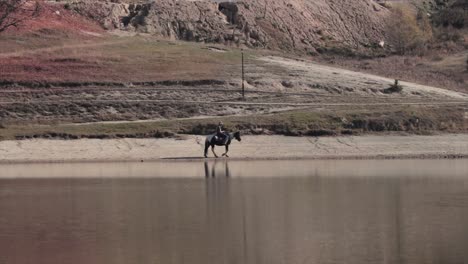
(1, 159, 468, 264)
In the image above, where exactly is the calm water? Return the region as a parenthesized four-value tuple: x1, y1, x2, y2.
(1, 160, 468, 264)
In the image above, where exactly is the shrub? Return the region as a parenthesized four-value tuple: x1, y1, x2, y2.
(384, 80, 403, 94)
(435, 10, 465, 28)
(306, 129, 336, 137)
(435, 28, 463, 42)
(433, 7, 466, 29)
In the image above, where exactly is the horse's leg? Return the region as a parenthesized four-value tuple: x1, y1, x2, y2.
(222, 145, 229, 157)
(211, 145, 218, 158)
(204, 142, 210, 158)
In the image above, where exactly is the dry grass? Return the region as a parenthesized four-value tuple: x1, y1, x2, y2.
(1, 105, 466, 140)
(1, 30, 466, 141)
(322, 51, 468, 93)
(0, 34, 250, 83)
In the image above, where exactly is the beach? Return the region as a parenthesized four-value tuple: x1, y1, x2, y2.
(1, 134, 467, 163)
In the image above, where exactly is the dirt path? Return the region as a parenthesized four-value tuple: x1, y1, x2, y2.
(0, 134, 467, 163)
(1, 99, 466, 108)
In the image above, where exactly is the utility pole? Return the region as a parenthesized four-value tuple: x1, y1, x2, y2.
(241, 50, 245, 99)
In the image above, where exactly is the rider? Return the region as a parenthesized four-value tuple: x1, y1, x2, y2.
(215, 121, 227, 143)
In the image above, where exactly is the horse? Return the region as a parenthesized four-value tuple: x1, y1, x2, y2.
(204, 131, 241, 158)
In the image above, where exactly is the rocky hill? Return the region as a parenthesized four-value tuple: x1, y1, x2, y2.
(70, 0, 389, 53)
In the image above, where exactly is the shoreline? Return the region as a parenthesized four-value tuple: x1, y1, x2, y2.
(0, 134, 467, 164)
(0, 155, 467, 165)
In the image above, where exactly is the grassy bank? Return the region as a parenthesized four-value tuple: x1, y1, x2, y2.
(1, 106, 465, 141)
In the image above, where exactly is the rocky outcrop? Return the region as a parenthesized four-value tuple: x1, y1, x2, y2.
(124, 1, 231, 42)
(69, 1, 130, 29)
(71, 0, 390, 53)
(216, 0, 390, 52)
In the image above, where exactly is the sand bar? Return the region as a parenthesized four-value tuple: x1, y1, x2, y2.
(0, 134, 467, 163)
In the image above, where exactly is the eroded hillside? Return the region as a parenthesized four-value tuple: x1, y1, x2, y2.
(70, 0, 389, 53)
(1, 0, 466, 140)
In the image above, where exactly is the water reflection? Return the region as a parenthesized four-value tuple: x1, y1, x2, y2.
(0, 160, 468, 264)
(204, 160, 231, 178)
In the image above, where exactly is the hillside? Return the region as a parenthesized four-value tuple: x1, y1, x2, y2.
(0, 0, 466, 140)
(70, 0, 389, 53)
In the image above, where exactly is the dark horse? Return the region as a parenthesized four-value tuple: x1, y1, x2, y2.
(204, 131, 241, 158)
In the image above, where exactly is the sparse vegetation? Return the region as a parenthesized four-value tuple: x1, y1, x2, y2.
(0, 0, 466, 144)
(1, 105, 465, 141)
(0, 0, 40, 33)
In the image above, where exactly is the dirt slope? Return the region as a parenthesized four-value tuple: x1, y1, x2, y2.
(71, 0, 389, 52)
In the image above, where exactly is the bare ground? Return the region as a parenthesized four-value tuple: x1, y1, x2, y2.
(0, 134, 467, 163)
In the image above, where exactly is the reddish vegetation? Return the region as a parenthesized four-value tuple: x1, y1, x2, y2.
(0, 1, 107, 82)
(3, 1, 102, 34)
(0, 56, 107, 82)
(0, 38, 230, 83)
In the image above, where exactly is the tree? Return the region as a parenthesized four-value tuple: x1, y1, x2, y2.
(386, 6, 432, 54)
(432, 0, 467, 29)
(0, 0, 40, 33)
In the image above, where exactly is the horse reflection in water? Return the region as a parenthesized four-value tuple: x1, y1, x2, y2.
(204, 159, 231, 177)
(203, 159, 249, 264)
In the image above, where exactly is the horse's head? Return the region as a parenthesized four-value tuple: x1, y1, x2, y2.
(234, 131, 241, 142)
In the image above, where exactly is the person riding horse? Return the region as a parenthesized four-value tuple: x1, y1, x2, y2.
(215, 122, 227, 144)
(205, 122, 241, 158)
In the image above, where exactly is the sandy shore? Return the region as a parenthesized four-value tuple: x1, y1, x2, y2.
(0, 134, 467, 163)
